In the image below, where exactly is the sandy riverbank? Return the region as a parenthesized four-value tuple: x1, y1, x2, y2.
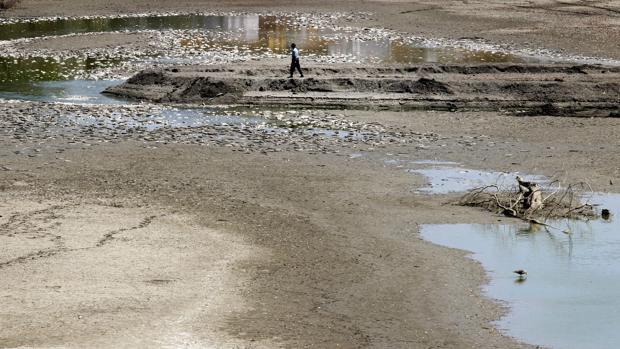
(2, 102, 619, 348)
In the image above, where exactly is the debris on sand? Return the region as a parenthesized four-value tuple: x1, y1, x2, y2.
(459, 176, 597, 221)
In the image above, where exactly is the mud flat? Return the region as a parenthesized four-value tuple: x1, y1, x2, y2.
(105, 63, 620, 116)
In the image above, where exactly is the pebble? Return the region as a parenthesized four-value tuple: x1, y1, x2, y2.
(0, 100, 440, 154)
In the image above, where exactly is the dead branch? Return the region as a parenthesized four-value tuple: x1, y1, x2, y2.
(459, 176, 597, 223)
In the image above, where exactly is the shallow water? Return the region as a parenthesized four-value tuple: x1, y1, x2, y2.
(409, 166, 546, 194)
(0, 15, 262, 41)
(0, 14, 525, 64)
(59, 107, 263, 130)
(0, 80, 126, 104)
(153, 109, 263, 129)
(410, 159, 459, 165)
(0, 14, 538, 67)
(421, 193, 620, 349)
(0, 56, 120, 83)
(0, 14, 545, 101)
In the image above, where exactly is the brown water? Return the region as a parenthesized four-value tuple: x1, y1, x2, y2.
(172, 15, 536, 64)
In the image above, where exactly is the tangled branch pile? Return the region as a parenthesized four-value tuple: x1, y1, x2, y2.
(459, 176, 597, 221)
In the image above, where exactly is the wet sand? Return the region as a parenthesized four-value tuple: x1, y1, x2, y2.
(1, 1, 620, 349)
(2, 104, 619, 348)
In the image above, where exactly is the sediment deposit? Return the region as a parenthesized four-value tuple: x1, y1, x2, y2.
(105, 63, 620, 116)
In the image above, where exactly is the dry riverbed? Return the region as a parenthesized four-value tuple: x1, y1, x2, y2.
(2, 101, 619, 348)
(1, 1, 620, 348)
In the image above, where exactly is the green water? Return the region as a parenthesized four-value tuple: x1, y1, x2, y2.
(0, 56, 119, 83)
(0, 15, 253, 41)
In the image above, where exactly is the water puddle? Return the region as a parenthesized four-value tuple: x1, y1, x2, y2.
(420, 193, 620, 349)
(0, 56, 121, 83)
(410, 159, 459, 165)
(0, 15, 267, 41)
(59, 107, 263, 130)
(409, 165, 545, 194)
(0, 80, 126, 104)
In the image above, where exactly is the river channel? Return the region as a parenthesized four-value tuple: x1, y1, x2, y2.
(2, 13, 620, 349)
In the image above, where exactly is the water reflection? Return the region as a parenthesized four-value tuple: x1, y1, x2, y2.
(0, 80, 125, 104)
(0, 56, 119, 83)
(177, 15, 328, 55)
(0, 14, 536, 64)
(60, 107, 264, 130)
(420, 193, 620, 349)
(0, 14, 541, 101)
(409, 166, 546, 194)
(0, 15, 264, 41)
(176, 15, 534, 63)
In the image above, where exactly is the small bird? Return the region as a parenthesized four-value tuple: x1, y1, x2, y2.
(513, 269, 528, 278)
(516, 175, 532, 192)
(602, 209, 611, 220)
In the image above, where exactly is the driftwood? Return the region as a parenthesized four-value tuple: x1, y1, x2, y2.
(459, 176, 597, 222)
(517, 175, 543, 211)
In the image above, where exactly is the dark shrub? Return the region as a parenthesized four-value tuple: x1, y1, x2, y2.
(0, 0, 19, 10)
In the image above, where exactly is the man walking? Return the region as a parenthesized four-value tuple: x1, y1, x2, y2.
(289, 43, 304, 78)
